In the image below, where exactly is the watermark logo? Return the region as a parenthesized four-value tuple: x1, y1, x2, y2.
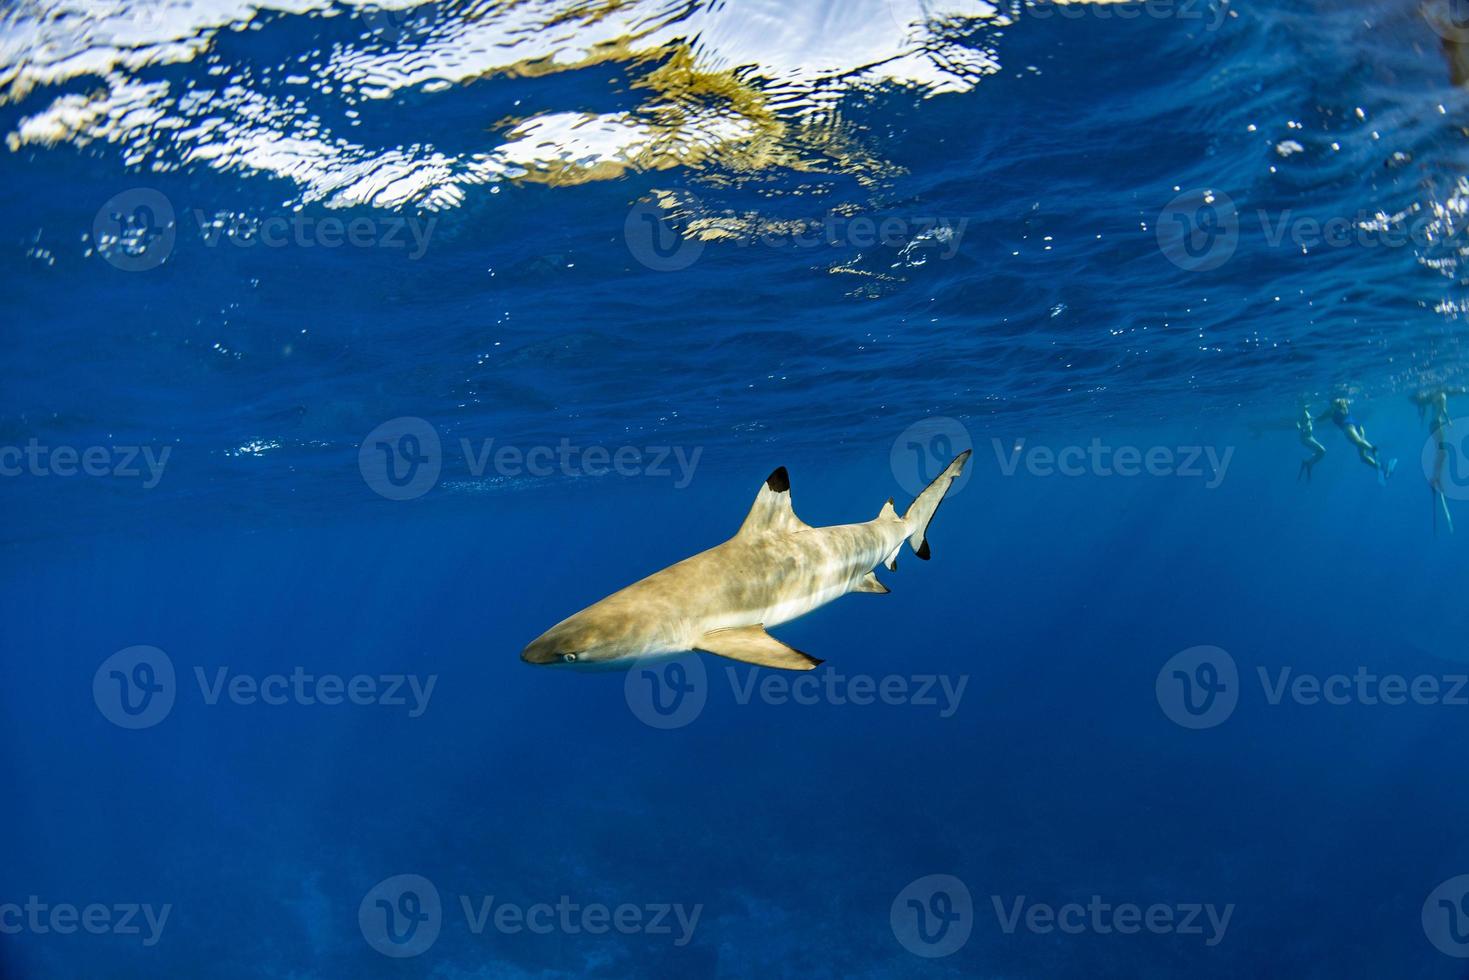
(1422, 416, 1469, 501)
(93, 190, 435, 270)
(94, 189, 176, 272)
(624, 656, 709, 730)
(95, 654, 436, 727)
(625, 198, 704, 272)
(1156, 646, 1238, 729)
(1162, 192, 1469, 270)
(192, 210, 436, 259)
(359, 418, 704, 499)
(884, 0, 934, 37)
(358, 2, 443, 43)
(359, 417, 442, 501)
(891, 416, 974, 498)
(93, 646, 176, 730)
(624, 195, 967, 271)
(359, 874, 442, 958)
(1424, 0, 1469, 44)
(1157, 189, 1238, 272)
(1425, 875, 1469, 957)
(1159, 651, 1468, 728)
(623, 661, 968, 729)
(891, 874, 973, 958)
(359, 876, 700, 955)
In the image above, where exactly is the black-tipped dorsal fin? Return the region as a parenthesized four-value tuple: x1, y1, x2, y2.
(738, 467, 807, 535)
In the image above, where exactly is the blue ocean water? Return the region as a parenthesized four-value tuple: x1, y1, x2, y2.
(4, 0, 1469, 976)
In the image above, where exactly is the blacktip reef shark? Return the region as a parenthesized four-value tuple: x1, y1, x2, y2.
(521, 451, 971, 671)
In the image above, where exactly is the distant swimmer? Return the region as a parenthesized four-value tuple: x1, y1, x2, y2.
(1414, 385, 1467, 533)
(1296, 405, 1326, 481)
(1316, 397, 1396, 483)
(1424, 1, 1469, 86)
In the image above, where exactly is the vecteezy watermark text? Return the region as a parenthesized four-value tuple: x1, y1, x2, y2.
(358, 875, 701, 958)
(727, 668, 967, 717)
(92, 188, 438, 271)
(889, 874, 1233, 958)
(992, 438, 1233, 488)
(886, 0, 1228, 36)
(194, 667, 436, 717)
(991, 895, 1234, 946)
(0, 898, 171, 947)
(0, 440, 170, 488)
(93, 646, 437, 729)
(1157, 645, 1469, 729)
(625, 194, 969, 272)
(193, 210, 435, 259)
(624, 656, 968, 729)
(359, 417, 702, 500)
(1158, 188, 1469, 272)
(1025, 0, 1228, 30)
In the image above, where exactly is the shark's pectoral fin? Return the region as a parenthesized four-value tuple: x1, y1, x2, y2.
(695, 625, 823, 671)
(854, 572, 889, 594)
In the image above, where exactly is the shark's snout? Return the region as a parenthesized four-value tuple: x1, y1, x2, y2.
(520, 638, 560, 665)
(521, 615, 625, 668)
(521, 622, 592, 666)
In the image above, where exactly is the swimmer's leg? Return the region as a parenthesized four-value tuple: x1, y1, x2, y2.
(1346, 427, 1381, 470)
(1299, 441, 1326, 482)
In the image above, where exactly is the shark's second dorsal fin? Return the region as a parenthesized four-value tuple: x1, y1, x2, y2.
(738, 467, 807, 535)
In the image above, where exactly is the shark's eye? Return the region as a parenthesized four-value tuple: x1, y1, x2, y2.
(562, 652, 578, 663)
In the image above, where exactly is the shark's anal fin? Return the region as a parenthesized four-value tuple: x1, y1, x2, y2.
(695, 625, 823, 671)
(854, 572, 889, 594)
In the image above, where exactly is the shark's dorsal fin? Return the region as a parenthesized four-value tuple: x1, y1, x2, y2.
(738, 467, 807, 536)
(696, 625, 823, 671)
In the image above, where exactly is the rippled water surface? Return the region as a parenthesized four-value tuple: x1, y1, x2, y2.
(4, 1, 1469, 977)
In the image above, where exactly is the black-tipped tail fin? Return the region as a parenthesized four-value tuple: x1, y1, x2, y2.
(902, 450, 970, 558)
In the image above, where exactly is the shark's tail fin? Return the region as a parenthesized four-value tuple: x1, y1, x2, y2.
(902, 450, 971, 559)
